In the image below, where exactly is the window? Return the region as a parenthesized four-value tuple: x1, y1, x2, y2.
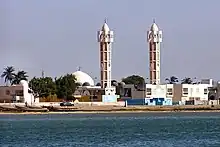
(167, 88, 173, 95)
(195, 97, 200, 101)
(5, 90, 10, 95)
(189, 97, 194, 100)
(154, 53, 156, 60)
(196, 88, 199, 93)
(146, 88, 152, 95)
(183, 88, 188, 95)
(15, 90, 23, 96)
(204, 89, 208, 95)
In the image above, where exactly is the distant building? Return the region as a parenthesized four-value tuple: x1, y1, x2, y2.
(0, 80, 39, 104)
(145, 79, 213, 105)
(74, 86, 104, 102)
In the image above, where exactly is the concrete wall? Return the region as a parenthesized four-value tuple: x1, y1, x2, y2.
(209, 100, 220, 105)
(145, 98, 172, 106)
(181, 84, 210, 101)
(0, 85, 23, 102)
(173, 84, 182, 103)
(102, 95, 119, 103)
(120, 84, 145, 99)
(146, 84, 173, 98)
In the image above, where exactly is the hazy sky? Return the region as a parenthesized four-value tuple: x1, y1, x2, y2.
(1, 0, 220, 84)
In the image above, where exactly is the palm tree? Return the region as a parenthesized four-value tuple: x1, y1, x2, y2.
(11, 70, 28, 85)
(1, 66, 15, 85)
(181, 77, 193, 84)
(165, 76, 178, 84)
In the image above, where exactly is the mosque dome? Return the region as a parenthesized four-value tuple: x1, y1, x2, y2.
(150, 23, 159, 31)
(72, 71, 95, 86)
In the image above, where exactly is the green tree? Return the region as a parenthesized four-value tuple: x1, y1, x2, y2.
(116, 82, 125, 96)
(181, 77, 193, 84)
(11, 70, 28, 85)
(111, 80, 118, 86)
(1, 66, 15, 85)
(165, 76, 178, 84)
(122, 75, 145, 85)
(55, 74, 77, 100)
(29, 77, 56, 98)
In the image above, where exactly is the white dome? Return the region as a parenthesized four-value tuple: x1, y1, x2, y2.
(151, 23, 159, 31)
(72, 71, 95, 86)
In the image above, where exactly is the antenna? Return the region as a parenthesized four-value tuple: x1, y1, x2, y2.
(153, 18, 156, 23)
(104, 18, 107, 23)
(41, 70, 45, 78)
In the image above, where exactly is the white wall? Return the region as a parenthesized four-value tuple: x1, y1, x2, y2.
(146, 82, 212, 103)
(182, 84, 210, 101)
(20, 80, 39, 105)
(146, 84, 174, 98)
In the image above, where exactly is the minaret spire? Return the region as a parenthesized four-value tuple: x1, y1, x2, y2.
(97, 20, 116, 96)
(147, 21, 162, 85)
(153, 18, 156, 23)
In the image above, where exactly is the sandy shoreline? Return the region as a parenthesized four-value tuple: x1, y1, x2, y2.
(1, 105, 220, 115)
(1, 110, 220, 115)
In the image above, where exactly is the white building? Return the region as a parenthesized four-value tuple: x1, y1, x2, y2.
(0, 80, 39, 105)
(146, 84, 173, 98)
(145, 79, 213, 105)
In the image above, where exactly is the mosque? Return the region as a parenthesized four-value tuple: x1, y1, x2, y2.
(72, 20, 119, 102)
(71, 20, 214, 105)
(0, 20, 215, 105)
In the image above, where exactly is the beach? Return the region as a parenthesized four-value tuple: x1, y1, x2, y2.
(1, 105, 220, 114)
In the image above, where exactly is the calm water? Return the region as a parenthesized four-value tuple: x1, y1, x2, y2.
(1, 112, 220, 147)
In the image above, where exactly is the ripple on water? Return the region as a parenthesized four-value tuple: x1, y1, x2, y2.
(1, 112, 220, 147)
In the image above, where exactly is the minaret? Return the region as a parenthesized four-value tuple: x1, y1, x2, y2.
(97, 19, 115, 95)
(147, 20, 162, 85)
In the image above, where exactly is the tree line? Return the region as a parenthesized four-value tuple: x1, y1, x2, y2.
(1, 66, 198, 100)
(1, 66, 77, 100)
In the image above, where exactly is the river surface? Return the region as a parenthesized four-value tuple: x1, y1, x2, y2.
(0, 112, 220, 147)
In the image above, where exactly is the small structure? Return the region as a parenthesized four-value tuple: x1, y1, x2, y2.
(145, 98, 172, 106)
(74, 86, 103, 102)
